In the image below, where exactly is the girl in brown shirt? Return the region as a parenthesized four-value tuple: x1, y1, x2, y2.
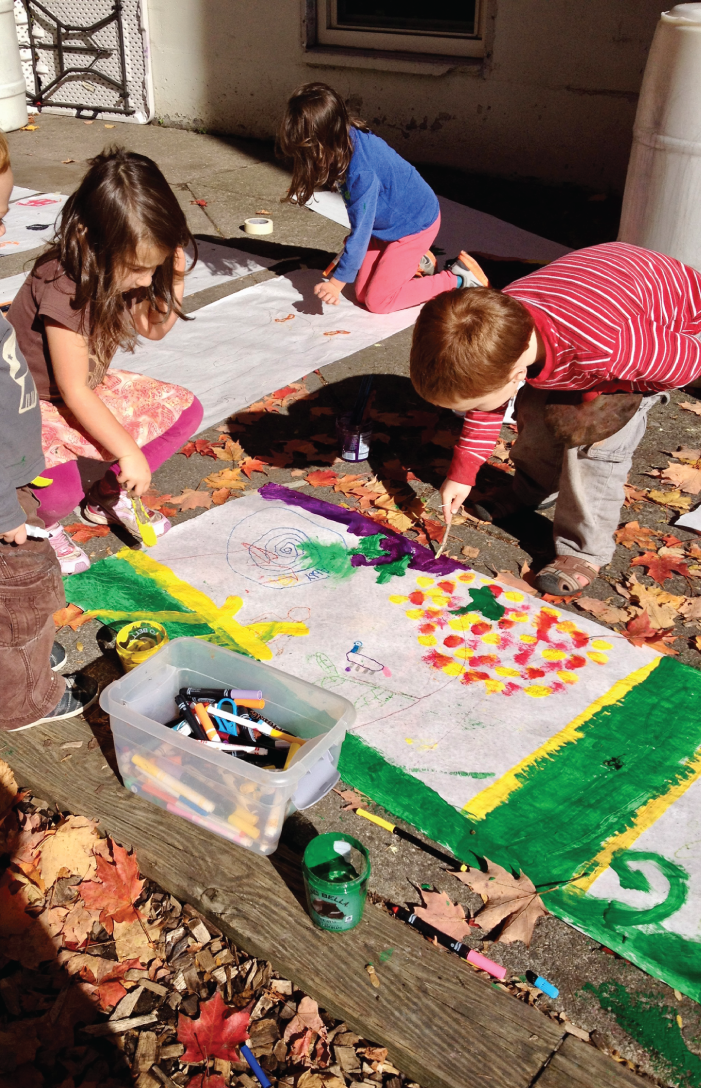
(8, 148, 203, 574)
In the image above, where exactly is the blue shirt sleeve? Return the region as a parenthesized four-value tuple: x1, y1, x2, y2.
(334, 171, 380, 284)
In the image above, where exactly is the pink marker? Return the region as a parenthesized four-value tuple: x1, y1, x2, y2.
(467, 949, 507, 980)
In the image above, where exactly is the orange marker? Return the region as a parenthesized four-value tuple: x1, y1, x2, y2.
(193, 702, 219, 743)
(234, 699, 266, 709)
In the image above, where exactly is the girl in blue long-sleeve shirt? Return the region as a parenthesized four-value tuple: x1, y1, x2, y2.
(279, 82, 486, 314)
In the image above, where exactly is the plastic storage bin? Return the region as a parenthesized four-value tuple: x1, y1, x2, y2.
(99, 638, 356, 855)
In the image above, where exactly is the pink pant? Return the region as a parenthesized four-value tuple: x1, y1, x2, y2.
(35, 396, 203, 523)
(354, 212, 458, 314)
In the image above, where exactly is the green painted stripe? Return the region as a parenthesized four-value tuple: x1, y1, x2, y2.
(64, 554, 213, 641)
(584, 982, 701, 1087)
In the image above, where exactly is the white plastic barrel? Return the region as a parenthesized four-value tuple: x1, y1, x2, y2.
(0, 0, 27, 132)
(619, 4, 701, 269)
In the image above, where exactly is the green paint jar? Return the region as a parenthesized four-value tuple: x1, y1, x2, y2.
(302, 833, 370, 932)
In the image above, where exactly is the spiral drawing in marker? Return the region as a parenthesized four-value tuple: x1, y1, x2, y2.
(226, 508, 346, 588)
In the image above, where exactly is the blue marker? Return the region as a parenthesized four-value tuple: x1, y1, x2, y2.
(531, 973, 559, 999)
(240, 1043, 272, 1088)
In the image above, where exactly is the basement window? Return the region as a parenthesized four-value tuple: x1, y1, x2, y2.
(316, 0, 484, 58)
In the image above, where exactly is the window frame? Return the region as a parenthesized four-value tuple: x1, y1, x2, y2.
(315, 0, 485, 59)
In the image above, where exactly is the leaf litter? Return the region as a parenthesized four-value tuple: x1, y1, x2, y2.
(0, 783, 418, 1088)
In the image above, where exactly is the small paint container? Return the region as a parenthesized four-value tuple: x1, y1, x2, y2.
(336, 412, 372, 463)
(116, 620, 168, 672)
(302, 832, 370, 932)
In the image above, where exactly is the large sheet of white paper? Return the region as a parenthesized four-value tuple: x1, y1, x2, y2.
(0, 192, 69, 256)
(306, 190, 570, 264)
(120, 269, 420, 429)
(0, 240, 277, 311)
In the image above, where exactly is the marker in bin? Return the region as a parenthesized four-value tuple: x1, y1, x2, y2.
(208, 706, 302, 747)
(180, 687, 263, 702)
(174, 694, 208, 741)
(131, 754, 215, 814)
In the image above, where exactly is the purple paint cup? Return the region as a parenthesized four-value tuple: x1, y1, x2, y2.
(337, 412, 372, 463)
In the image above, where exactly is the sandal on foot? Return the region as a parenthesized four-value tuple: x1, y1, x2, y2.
(533, 555, 599, 597)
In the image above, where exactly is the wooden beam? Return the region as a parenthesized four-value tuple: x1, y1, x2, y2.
(0, 716, 635, 1088)
(534, 1036, 654, 1087)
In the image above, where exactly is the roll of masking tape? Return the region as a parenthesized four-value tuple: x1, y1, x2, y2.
(243, 216, 273, 236)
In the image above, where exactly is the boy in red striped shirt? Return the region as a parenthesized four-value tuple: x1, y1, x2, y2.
(410, 242, 701, 597)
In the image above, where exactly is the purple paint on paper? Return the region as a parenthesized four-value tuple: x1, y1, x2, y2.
(259, 483, 462, 576)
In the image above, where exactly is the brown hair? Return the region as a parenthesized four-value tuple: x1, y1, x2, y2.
(410, 288, 533, 404)
(278, 82, 370, 207)
(34, 146, 195, 374)
(0, 131, 10, 174)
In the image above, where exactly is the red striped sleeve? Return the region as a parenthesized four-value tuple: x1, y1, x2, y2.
(448, 408, 506, 485)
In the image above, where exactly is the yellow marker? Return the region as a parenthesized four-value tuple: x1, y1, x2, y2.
(131, 496, 157, 547)
(131, 753, 215, 813)
(355, 808, 467, 870)
(227, 809, 260, 839)
(30, 475, 53, 487)
(284, 743, 301, 770)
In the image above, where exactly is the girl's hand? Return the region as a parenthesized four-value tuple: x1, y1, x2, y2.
(116, 450, 151, 496)
(314, 277, 344, 305)
(1, 521, 28, 545)
(440, 478, 472, 526)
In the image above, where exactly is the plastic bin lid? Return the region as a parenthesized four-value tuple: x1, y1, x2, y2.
(665, 3, 701, 23)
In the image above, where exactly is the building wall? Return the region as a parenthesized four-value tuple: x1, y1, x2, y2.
(145, 0, 663, 192)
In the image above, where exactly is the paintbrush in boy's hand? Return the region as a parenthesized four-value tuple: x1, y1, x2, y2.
(434, 504, 451, 559)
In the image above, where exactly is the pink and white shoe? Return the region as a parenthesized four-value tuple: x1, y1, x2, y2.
(83, 488, 171, 540)
(46, 523, 91, 576)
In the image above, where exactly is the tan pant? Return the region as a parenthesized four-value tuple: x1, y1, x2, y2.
(510, 385, 669, 569)
(0, 487, 65, 729)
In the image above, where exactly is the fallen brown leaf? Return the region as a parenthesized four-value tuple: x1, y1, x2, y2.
(240, 457, 268, 479)
(203, 468, 247, 491)
(306, 469, 338, 488)
(454, 859, 547, 945)
(652, 460, 701, 495)
(679, 597, 701, 622)
(54, 603, 92, 630)
(414, 888, 470, 944)
(171, 488, 214, 510)
(332, 788, 366, 811)
(614, 520, 660, 549)
(623, 484, 649, 507)
(37, 815, 100, 887)
(461, 545, 480, 559)
(679, 401, 701, 417)
(211, 488, 231, 505)
(624, 611, 678, 653)
(624, 573, 684, 629)
(647, 489, 694, 512)
(576, 597, 631, 625)
(631, 549, 691, 584)
(64, 522, 111, 543)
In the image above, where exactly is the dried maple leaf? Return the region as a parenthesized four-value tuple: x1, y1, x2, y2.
(284, 439, 319, 459)
(54, 603, 92, 630)
(214, 439, 246, 462)
(306, 469, 338, 488)
(171, 488, 214, 510)
(412, 518, 444, 547)
(179, 991, 252, 1062)
(284, 995, 327, 1065)
(414, 888, 470, 943)
(179, 442, 197, 458)
(680, 597, 701, 621)
(428, 429, 458, 449)
(672, 446, 701, 463)
(680, 401, 701, 417)
(141, 490, 175, 512)
(614, 520, 660, 549)
(624, 611, 678, 653)
(211, 488, 231, 505)
(648, 489, 693, 512)
(623, 484, 649, 507)
(64, 522, 111, 543)
(494, 571, 539, 596)
(0, 759, 17, 823)
(62, 901, 101, 948)
(369, 410, 406, 427)
(203, 468, 247, 491)
(454, 859, 547, 945)
(576, 597, 631, 625)
(37, 814, 99, 887)
(240, 457, 268, 479)
(260, 451, 294, 468)
(332, 788, 366, 811)
(631, 549, 691, 584)
(79, 841, 144, 930)
(381, 458, 418, 483)
(333, 474, 366, 495)
(695, 635, 701, 653)
(461, 545, 480, 559)
(624, 574, 684, 629)
(652, 460, 701, 494)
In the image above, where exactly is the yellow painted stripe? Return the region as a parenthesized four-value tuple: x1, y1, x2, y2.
(462, 658, 661, 821)
(574, 744, 701, 892)
(117, 548, 307, 661)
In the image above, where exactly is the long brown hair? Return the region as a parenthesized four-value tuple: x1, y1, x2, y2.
(35, 147, 195, 373)
(278, 82, 370, 206)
